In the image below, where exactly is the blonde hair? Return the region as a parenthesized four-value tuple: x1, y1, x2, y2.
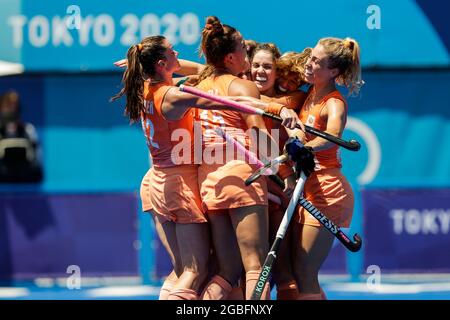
(318, 37, 364, 95)
(276, 47, 312, 87)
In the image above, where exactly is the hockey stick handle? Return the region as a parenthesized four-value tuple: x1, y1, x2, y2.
(251, 172, 308, 300)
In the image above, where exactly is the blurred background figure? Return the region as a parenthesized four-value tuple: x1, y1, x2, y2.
(0, 90, 43, 183)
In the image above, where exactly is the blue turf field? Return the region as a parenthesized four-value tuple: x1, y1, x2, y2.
(1, 275, 449, 300)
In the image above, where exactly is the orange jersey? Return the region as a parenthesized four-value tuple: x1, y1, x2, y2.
(194, 74, 251, 153)
(194, 74, 268, 211)
(299, 90, 347, 170)
(141, 82, 194, 168)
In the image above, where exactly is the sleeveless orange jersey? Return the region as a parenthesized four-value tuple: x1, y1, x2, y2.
(299, 90, 347, 171)
(194, 74, 251, 154)
(141, 82, 194, 168)
(296, 89, 354, 228)
(194, 74, 267, 211)
(140, 82, 205, 223)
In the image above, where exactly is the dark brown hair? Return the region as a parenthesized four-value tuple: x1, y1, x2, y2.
(251, 42, 281, 62)
(111, 35, 167, 122)
(196, 16, 242, 83)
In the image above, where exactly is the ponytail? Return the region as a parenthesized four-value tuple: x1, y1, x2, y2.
(111, 35, 166, 122)
(341, 38, 364, 95)
(319, 37, 364, 96)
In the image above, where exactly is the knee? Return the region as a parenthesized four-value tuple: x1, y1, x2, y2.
(243, 261, 264, 273)
(238, 230, 268, 251)
(238, 240, 268, 264)
(240, 247, 268, 271)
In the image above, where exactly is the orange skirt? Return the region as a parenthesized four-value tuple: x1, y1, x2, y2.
(140, 169, 153, 212)
(198, 160, 268, 211)
(297, 168, 354, 228)
(142, 164, 206, 224)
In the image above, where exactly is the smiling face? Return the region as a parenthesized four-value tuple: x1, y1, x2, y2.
(251, 50, 277, 95)
(277, 72, 300, 93)
(304, 44, 338, 86)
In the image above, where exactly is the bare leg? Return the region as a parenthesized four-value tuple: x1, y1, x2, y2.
(230, 205, 270, 299)
(154, 214, 182, 275)
(171, 222, 211, 293)
(200, 212, 243, 300)
(159, 270, 178, 300)
(207, 212, 243, 285)
(291, 223, 334, 296)
(230, 205, 268, 272)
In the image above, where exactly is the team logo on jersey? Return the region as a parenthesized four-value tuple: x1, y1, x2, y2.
(207, 89, 219, 95)
(306, 114, 315, 126)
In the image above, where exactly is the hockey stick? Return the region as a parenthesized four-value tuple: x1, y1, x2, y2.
(179, 84, 361, 151)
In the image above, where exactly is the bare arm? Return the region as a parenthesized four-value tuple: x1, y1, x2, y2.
(272, 90, 307, 110)
(161, 87, 227, 121)
(227, 93, 304, 130)
(286, 126, 306, 144)
(228, 78, 264, 127)
(228, 78, 280, 160)
(304, 98, 347, 151)
(177, 59, 205, 76)
(161, 85, 274, 121)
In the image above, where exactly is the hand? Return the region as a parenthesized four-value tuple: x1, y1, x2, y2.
(284, 137, 315, 177)
(294, 146, 315, 177)
(266, 176, 290, 209)
(283, 174, 296, 198)
(280, 107, 305, 131)
(114, 59, 128, 68)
